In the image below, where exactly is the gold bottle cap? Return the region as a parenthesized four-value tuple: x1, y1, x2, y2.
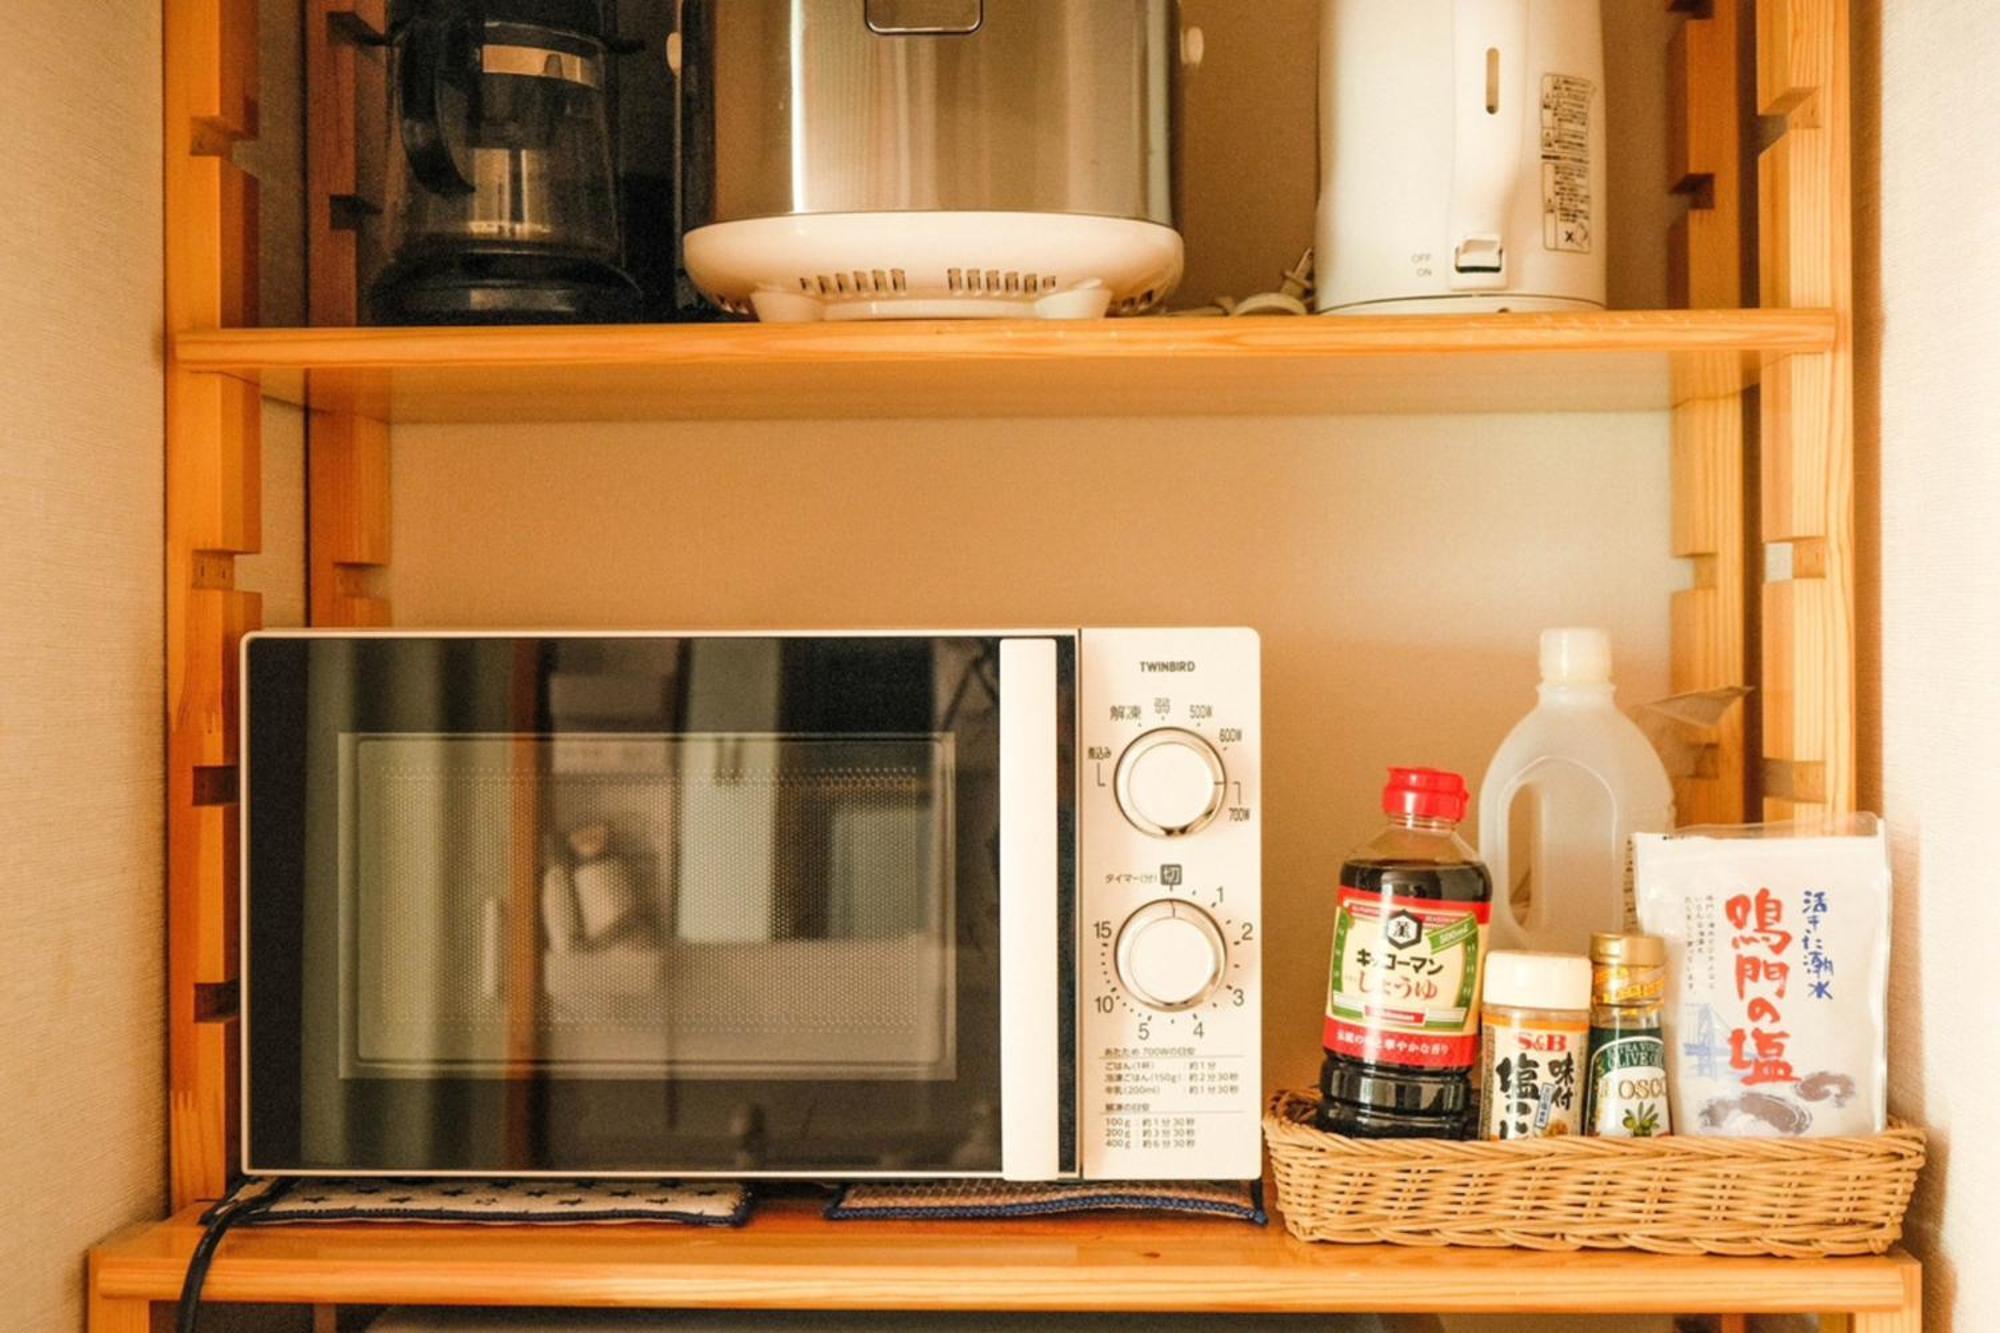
(1590, 932, 1666, 965)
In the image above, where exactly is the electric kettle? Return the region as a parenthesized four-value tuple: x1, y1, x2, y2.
(1316, 0, 1606, 314)
(371, 0, 641, 325)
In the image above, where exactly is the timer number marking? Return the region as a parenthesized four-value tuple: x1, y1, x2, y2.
(1091, 895, 1253, 1028)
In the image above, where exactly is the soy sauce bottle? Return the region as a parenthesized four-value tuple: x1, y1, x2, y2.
(1317, 768, 1493, 1138)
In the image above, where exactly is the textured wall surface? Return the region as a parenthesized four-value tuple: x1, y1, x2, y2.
(389, 411, 1677, 1106)
(1854, 1, 2000, 1328)
(0, 0, 166, 1326)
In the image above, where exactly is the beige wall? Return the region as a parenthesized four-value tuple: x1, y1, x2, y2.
(389, 410, 1675, 1100)
(1855, 2, 2000, 1328)
(0, 0, 166, 1326)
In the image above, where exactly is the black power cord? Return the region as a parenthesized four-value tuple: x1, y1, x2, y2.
(176, 1178, 296, 1333)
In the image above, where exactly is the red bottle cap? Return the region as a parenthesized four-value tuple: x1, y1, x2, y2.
(1383, 767, 1469, 823)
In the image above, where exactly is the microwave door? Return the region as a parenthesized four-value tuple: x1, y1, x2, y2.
(246, 632, 1060, 1177)
(998, 638, 1062, 1181)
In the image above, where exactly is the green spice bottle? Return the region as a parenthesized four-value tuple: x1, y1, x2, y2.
(1586, 932, 1671, 1137)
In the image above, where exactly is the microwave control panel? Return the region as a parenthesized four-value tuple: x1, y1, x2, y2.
(1077, 628, 1261, 1180)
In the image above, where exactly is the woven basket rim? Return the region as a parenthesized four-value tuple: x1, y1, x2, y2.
(1263, 1088, 1925, 1257)
(1265, 1087, 1926, 1161)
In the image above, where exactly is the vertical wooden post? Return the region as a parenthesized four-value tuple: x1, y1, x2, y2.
(306, 0, 388, 328)
(166, 0, 265, 1208)
(309, 411, 393, 625)
(1666, 0, 1750, 824)
(1756, 0, 1854, 819)
(306, 0, 396, 630)
(1667, 0, 1744, 311)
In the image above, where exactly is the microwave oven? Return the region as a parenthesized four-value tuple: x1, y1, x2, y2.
(241, 628, 1261, 1181)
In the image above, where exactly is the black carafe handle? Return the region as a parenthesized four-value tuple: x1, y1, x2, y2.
(399, 2, 480, 197)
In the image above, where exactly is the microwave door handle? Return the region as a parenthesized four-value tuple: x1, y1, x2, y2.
(1447, 0, 1529, 290)
(998, 638, 1061, 1182)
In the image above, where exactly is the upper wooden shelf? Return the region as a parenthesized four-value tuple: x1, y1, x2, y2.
(92, 1198, 1917, 1318)
(173, 309, 1837, 424)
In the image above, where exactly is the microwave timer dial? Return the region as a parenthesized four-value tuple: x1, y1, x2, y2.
(1113, 898, 1227, 1011)
(1114, 728, 1226, 837)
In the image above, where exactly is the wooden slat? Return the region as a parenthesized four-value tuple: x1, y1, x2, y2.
(1760, 129, 1835, 310)
(189, 590, 261, 985)
(178, 0, 259, 145)
(168, 1016, 238, 1208)
(167, 0, 262, 1208)
(307, 0, 388, 325)
(1666, 0, 1743, 309)
(1755, 0, 1854, 817)
(90, 1203, 1923, 1315)
(308, 411, 392, 626)
(1757, 0, 1835, 119)
(1669, 390, 1747, 824)
(1665, 0, 1749, 823)
(1761, 352, 1838, 541)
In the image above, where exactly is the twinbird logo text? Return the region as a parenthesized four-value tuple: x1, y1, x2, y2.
(1140, 660, 1198, 673)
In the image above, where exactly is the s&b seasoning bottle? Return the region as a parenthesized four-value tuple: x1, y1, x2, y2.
(1586, 932, 1672, 1137)
(1317, 768, 1492, 1139)
(1479, 950, 1592, 1140)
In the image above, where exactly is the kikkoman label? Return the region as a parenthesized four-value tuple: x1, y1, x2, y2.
(1324, 891, 1489, 1069)
(1588, 1034, 1671, 1138)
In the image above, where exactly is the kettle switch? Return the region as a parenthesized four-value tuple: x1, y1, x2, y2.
(1454, 236, 1505, 274)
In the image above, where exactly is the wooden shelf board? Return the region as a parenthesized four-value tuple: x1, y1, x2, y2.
(172, 309, 1837, 424)
(93, 1198, 1916, 1315)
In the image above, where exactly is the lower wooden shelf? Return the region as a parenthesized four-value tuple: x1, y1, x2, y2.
(89, 1197, 1921, 1325)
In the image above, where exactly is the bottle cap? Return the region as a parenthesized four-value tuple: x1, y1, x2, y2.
(1482, 950, 1592, 1012)
(1539, 628, 1613, 686)
(1589, 932, 1665, 965)
(1382, 767, 1469, 823)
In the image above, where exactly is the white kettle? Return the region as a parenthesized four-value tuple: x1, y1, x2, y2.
(1316, 0, 1606, 314)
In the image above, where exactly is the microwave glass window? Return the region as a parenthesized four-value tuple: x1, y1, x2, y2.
(342, 733, 956, 1081)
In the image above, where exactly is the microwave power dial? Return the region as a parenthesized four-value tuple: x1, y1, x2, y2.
(1113, 899, 1227, 1011)
(1113, 728, 1226, 837)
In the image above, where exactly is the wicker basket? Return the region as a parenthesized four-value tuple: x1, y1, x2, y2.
(1265, 1089, 1924, 1256)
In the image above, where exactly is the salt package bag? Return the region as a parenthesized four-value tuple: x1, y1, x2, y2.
(1634, 816, 1890, 1137)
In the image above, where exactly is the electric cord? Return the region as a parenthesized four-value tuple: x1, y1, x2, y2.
(1169, 247, 1317, 318)
(176, 1178, 295, 1333)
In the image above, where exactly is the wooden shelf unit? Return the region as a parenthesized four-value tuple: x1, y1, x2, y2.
(89, 1200, 1923, 1329)
(133, 0, 1874, 1324)
(172, 308, 1835, 422)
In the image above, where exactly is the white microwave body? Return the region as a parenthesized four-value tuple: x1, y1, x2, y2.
(240, 628, 1261, 1182)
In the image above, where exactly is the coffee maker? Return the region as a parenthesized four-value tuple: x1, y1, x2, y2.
(371, 0, 641, 324)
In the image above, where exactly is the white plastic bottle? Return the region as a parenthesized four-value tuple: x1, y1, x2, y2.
(1478, 629, 1674, 955)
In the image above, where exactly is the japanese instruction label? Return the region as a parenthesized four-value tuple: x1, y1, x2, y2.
(1541, 74, 1594, 253)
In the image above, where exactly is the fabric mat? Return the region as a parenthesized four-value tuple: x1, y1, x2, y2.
(201, 1177, 751, 1227)
(826, 1178, 1265, 1223)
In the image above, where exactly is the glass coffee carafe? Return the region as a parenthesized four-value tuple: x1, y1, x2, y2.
(371, 0, 641, 324)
